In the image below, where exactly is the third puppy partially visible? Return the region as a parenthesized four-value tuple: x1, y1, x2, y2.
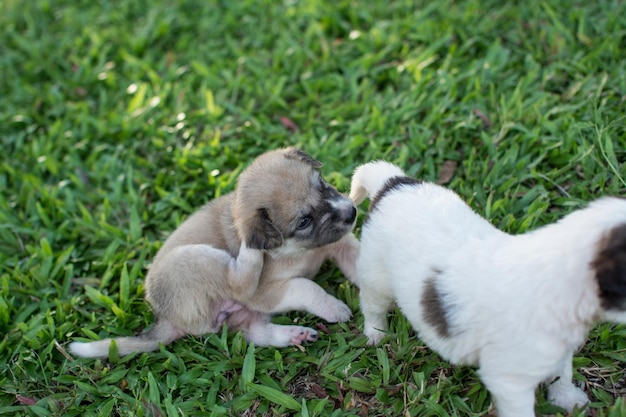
(350, 160, 626, 417)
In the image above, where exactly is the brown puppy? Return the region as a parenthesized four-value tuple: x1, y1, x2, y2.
(70, 148, 359, 358)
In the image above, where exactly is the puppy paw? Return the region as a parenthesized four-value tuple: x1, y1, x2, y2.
(269, 325, 318, 347)
(364, 327, 386, 345)
(548, 383, 589, 412)
(316, 297, 352, 323)
(246, 323, 319, 347)
(289, 326, 319, 345)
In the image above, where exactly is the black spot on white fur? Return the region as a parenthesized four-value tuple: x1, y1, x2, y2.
(592, 223, 626, 311)
(368, 176, 423, 215)
(421, 269, 450, 338)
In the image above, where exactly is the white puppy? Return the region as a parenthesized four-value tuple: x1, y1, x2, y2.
(350, 161, 626, 417)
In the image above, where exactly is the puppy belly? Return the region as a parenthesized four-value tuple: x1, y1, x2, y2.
(224, 305, 268, 331)
(215, 299, 246, 328)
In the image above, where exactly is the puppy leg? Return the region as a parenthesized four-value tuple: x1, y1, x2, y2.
(547, 356, 589, 412)
(269, 278, 352, 322)
(328, 233, 361, 286)
(147, 243, 263, 335)
(246, 321, 319, 347)
(479, 372, 537, 417)
(360, 283, 394, 345)
(356, 261, 394, 344)
(227, 242, 265, 302)
(227, 308, 318, 347)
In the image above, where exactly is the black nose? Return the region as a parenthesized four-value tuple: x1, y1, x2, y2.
(346, 206, 357, 224)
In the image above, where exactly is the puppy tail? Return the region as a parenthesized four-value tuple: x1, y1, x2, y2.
(68, 320, 185, 358)
(349, 161, 406, 204)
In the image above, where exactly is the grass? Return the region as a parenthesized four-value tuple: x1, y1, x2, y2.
(1, 0, 625, 415)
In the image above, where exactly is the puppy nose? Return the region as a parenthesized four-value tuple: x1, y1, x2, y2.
(346, 206, 357, 224)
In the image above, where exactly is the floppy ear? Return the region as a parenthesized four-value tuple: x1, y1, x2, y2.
(283, 147, 322, 169)
(245, 208, 283, 250)
(592, 223, 626, 310)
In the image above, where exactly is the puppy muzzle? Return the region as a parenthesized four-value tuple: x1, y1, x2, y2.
(343, 205, 357, 225)
(329, 197, 357, 226)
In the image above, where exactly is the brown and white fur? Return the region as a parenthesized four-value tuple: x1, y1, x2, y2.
(69, 148, 359, 358)
(350, 161, 626, 417)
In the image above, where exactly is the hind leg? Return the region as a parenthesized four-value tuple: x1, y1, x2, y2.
(478, 357, 540, 417)
(479, 372, 537, 417)
(147, 243, 263, 335)
(227, 308, 318, 347)
(227, 242, 265, 302)
(247, 321, 319, 347)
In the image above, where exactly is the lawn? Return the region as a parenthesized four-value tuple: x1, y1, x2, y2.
(1, 0, 625, 416)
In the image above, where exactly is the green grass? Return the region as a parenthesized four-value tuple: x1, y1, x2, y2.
(1, 0, 625, 415)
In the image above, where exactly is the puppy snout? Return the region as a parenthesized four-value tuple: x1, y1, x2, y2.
(331, 200, 357, 224)
(324, 189, 357, 226)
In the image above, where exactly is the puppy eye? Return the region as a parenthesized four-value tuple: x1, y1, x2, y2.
(297, 215, 312, 230)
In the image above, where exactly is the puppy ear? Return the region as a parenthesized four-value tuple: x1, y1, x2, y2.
(245, 208, 283, 250)
(592, 223, 626, 310)
(283, 148, 322, 169)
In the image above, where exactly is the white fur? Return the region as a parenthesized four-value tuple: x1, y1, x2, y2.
(351, 161, 626, 417)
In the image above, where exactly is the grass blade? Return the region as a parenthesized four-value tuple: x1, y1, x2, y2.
(240, 343, 256, 392)
(247, 383, 301, 411)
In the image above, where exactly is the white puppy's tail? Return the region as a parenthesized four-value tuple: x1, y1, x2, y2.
(69, 320, 184, 358)
(349, 161, 406, 204)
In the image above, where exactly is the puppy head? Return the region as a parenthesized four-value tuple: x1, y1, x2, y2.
(592, 221, 626, 321)
(232, 148, 357, 253)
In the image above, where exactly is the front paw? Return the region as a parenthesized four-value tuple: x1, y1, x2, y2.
(548, 383, 589, 412)
(317, 296, 352, 323)
(364, 327, 386, 345)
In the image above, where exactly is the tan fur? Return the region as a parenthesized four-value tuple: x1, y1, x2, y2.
(70, 148, 359, 358)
